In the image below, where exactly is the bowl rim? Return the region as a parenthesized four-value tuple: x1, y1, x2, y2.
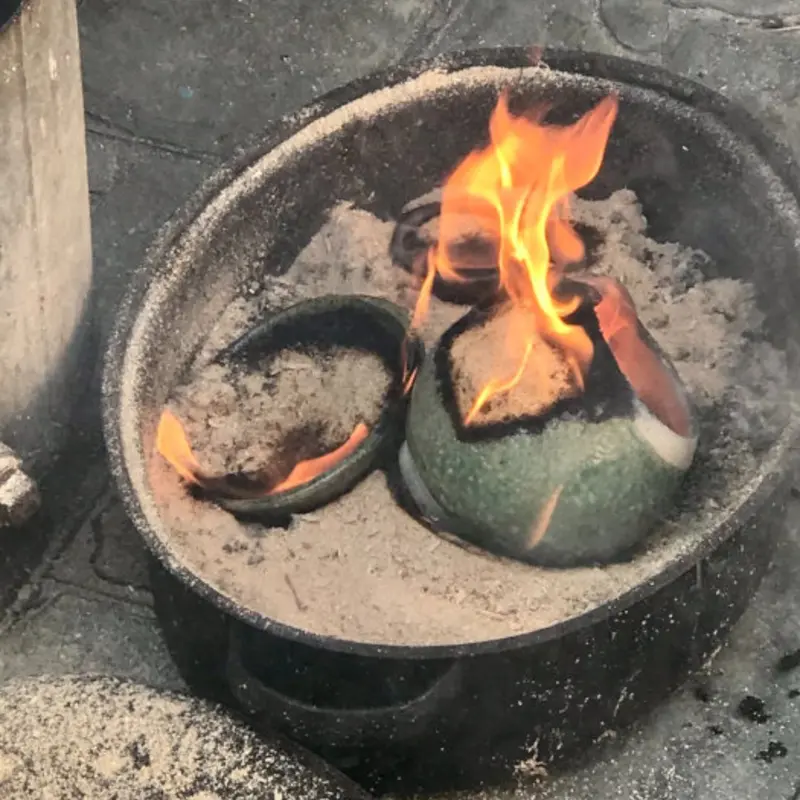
(103, 46, 800, 660)
(210, 293, 418, 517)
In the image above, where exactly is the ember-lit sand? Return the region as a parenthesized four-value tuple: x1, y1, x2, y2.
(171, 347, 391, 481)
(451, 308, 578, 424)
(150, 191, 789, 646)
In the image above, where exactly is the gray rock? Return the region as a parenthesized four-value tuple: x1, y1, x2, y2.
(86, 135, 214, 342)
(599, 0, 670, 52)
(421, 0, 624, 56)
(663, 13, 800, 159)
(78, 0, 440, 155)
(669, 0, 799, 18)
(92, 496, 151, 592)
(0, 591, 182, 687)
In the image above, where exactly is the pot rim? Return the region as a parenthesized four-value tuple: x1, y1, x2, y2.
(103, 47, 800, 660)
(0, 0, 24, 35)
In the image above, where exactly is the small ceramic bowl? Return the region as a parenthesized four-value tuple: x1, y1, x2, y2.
(203, 294, 423, 521)
(399, 276, 698, 567)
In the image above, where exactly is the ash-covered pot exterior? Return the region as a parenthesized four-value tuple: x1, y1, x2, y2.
(104, 48, 800, 794)
(152, 508, 783, 793)
(0, 674, 371, 800)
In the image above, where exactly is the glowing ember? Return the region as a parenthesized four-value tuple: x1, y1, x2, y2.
(410, 91, 619, 423)
(156, 409, 368, 496)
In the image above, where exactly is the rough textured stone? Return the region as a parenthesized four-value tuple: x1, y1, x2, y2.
(78, 0, 442, 155)
(0, 592, 182, 687)
(85, 134, 122, 195)
(669, 0, 800, 18)
(599, 0, 670, 52)
(662, 13, 800, 159)
(421, 0, 625, 56)
(86, 134, 214, 342)
(92, 497, 150, 591)
(48, 491, 152, 603)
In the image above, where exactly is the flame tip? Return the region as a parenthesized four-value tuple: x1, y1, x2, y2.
(409, 90, 618, 421)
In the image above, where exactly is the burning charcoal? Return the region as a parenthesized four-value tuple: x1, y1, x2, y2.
(156, 295, 423, 522)
(400, 275, 698, 567)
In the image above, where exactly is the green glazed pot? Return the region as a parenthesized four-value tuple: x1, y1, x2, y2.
(204, 294, 423, 521)
(399, 277, 698, 567)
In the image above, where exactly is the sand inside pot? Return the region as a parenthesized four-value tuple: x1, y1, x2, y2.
(169, 346, 391, 485)
(450, 306, 578, 425)
(150, 190, 790, 646)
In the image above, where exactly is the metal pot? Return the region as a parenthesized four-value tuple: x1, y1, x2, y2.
(104, 49, 800, 793)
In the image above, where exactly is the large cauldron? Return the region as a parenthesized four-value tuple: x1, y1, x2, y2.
(103, 49, 800, 793)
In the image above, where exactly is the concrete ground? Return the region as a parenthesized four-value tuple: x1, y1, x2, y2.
(2, 0, 800, 797)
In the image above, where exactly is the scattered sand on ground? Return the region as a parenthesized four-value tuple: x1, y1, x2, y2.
(0, 675, 360, 799)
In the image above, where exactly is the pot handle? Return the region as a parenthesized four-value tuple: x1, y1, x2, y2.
(225, 625, 463, 747)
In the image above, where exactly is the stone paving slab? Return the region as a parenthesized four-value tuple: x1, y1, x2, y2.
(3, 0, 800, 797)
(78, 0, 452, 156)
(418, 0, 626, 58)
(86, 132, 215, 342)
(0, 587, 182, 687)
(46, 489, 151, 601)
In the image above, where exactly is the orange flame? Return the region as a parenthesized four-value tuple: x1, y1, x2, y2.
(156, 409, 368, 496)
(156, 409, 204, 484)
(268, 422, 368, 494)
(411, 92, 619, 422)
(528, 483, 564, 548)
